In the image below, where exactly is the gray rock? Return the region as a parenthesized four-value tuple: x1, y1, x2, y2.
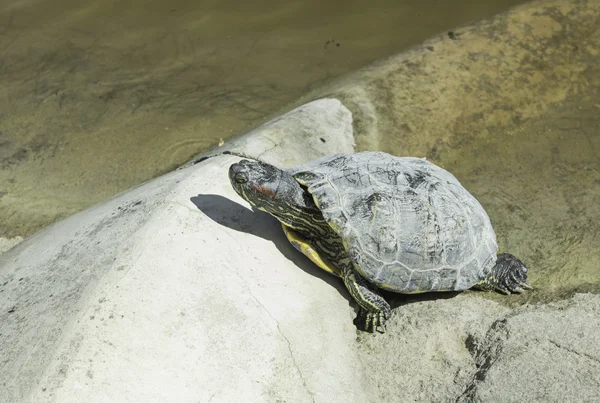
(0, 236, 23, 254)
(358, 293, 600, 402)
(0, 99, 365, 403)
(472, 294, 600, 402)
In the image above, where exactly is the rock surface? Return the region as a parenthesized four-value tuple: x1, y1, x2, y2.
(1, 99, 365, 402)
(358, 293, 600, 402)
(2, 1, 600, 402)
(0, 237, 23, 254)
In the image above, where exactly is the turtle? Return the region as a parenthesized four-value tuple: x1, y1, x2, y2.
(228, 151, 531, 332)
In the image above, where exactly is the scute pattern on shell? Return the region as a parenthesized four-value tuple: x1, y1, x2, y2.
(291, 152, 498, 293)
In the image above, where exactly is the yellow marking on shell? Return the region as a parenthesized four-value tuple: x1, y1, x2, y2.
(378, 280, 430, 294)
(370, 198, 378, 232)
(406, 288, 430, 294)
(281, 224, 341, 277)
(311, 194, 320, 209)
(376, 266, 438, 294)
(415, 274, 424, 293)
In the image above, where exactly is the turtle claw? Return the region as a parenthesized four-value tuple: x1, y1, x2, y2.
(496, 286, 511, 295)
(507, 268, 533, 293)
(519, 281, 534, 290)
(511, 278, 533, 292)
(359, 309, 390, 333)
(505, 274, 523, 294)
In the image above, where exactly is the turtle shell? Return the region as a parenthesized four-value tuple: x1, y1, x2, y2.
(290, 152, 498, 293)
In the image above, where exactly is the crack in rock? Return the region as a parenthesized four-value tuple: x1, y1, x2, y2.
(456, 319, 509, 403)
(235, 273, 315, 402)
(255, 138, 280, 161)
(547, 339, 600, 366)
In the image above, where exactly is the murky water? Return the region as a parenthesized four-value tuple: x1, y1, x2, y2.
(0, 0, 526, 239)
(434, 99, 600, 303)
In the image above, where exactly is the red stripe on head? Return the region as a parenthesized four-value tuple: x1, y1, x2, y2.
(249, 183, 278, 199)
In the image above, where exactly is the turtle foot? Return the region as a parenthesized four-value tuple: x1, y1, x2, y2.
(475, 253, 532, 294)
(357, 307, 391, 333)
(342, 269, 392, 332)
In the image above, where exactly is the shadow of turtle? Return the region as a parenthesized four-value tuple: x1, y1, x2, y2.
(190, 193, 349, 301)
(191, 193, 468, 331)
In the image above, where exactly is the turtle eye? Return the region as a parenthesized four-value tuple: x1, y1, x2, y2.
(234, 173, 248, 184)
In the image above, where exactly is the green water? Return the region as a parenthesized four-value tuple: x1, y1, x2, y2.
(436, 100, 600, 303)
(0, 0, 525, 238)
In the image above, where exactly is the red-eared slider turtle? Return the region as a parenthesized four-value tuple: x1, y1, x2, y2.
(229, 152, 531, 332)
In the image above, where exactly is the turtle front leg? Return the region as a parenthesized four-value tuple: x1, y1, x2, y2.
(341, 267, 392, 332)
(473, 253, 533, 294)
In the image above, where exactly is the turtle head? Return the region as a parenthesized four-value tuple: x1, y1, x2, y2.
(229, 159, 314, 222)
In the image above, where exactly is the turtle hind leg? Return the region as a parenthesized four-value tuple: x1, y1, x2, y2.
(341, 267, 392, 332)
(473, 253, 533, 294)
